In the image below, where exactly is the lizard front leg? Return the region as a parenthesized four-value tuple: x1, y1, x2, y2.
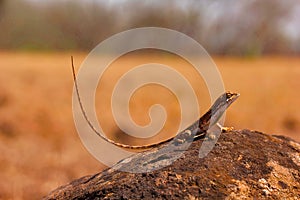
(216, 123, 234, 133)
(204, 123, 234, 140)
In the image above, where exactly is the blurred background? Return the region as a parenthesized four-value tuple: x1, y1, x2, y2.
(0, 0, 300, 199)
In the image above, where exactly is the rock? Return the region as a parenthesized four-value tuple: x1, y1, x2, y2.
(44, 130, 300, 199)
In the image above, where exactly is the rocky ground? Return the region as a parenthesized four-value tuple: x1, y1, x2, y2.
(44, 129, 300, 199)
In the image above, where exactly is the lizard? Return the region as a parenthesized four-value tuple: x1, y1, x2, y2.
(71, 56, 240, 149)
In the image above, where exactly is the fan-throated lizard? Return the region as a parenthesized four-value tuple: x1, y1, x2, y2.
(71, 57, 239, 149)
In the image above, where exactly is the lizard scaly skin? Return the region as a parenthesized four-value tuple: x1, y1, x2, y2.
(71, 57, 239, 149)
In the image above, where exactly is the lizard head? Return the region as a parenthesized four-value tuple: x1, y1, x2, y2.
(207, 91, 240, 126)
(225, 91, 240, 105)
(212, 91, 240, 110)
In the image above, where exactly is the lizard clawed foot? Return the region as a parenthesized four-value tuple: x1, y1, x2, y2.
(204, 123, 235, 141)
(217, 123, 234, 133)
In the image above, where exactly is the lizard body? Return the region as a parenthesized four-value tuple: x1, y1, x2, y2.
(71, 57, 239, 149)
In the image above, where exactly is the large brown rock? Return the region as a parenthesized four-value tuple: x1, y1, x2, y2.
(44, 130, 300, 199)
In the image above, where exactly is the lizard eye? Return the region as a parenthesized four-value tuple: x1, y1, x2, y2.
(226, 92, 233, 99)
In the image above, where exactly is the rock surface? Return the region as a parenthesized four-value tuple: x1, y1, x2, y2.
(44, 130, 300, 199)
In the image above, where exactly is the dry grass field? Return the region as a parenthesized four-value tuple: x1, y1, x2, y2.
(0, 52, 299, 199)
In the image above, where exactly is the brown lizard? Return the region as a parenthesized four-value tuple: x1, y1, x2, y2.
(71, 56, 239, 149)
